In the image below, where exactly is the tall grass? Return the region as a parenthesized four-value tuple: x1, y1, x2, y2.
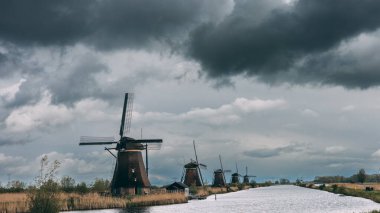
(0, 193, 28, 213)
(0, 192, 187, 212)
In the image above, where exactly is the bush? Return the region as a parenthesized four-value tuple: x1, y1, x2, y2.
(76, 182, 90, 194)
(60, 176, 75, 193)
(29, 180, 60, 213)
(189, 184, 198, 194)
(28, 155, 61, 213)
(91, 178, 110, 193)
(318, 184, 325, 190)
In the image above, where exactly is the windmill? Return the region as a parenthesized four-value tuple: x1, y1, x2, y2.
(212, 155, 231, 187)
(79, 93, 163, 196)
(181, 140, 207, 187)
(243, 166, 256, 184)
(231, 162, 242, 184)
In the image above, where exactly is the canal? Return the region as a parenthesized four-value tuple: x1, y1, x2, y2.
(66, 185, 380, 213)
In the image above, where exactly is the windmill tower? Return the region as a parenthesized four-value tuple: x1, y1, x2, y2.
(212, 155, 231, 187)
(243, 166, 256, 184)
(231, 163, 241, 184)
(181, 140, 207, 187)
(79, 93, 163, 196)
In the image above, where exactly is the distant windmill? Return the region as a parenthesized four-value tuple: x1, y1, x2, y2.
(79, 93, 163, 196)
(243, 166, 256, 184)
(212, 155, 231, 187)
(181, 140, 207, 187)
(231, 162, 242, 184)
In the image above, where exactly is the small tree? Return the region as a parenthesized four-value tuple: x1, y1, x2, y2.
(91, 178, 110, 193)
(28, 155, 61, 213)
(60, 176, 75, 193)
(357, 168, 366, 184)
(9, 180, 26, 192)
(76, 182, 89, 194)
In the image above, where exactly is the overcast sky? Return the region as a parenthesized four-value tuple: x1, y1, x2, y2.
(2, 0, 380, 186)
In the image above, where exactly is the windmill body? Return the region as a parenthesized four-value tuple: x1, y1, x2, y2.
(213, 169, 226, 187)
(181, 141, 206, 187)
(231, 163, 241, 184)
(243, 166, 256, 185)
(212, 155, 230, 187)
(231, 173, 240, 184)
(183, 160, 203, 187)
(79, 93, 162, 196)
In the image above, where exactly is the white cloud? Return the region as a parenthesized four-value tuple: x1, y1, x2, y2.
(325, 146, 346, 154)
(0, 78, 26, 103)
(134, 97, 286, 126)
(5, 91, 114, 132)
(341, 105, 356, 112)
(5, 91, 73, 132)
(372, 149, 380, 158)
(326, 163, 343, 168)
(301, 109, 319, 117)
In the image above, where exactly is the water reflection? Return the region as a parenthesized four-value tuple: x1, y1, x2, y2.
(123, 207, 150, 213)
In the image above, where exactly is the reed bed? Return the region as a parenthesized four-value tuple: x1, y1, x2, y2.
(126, 192, 187, 207)
(59, 193, 127, 211)
(0, 192, 187, 212)
(0, 193, 28, 213)
(334, 183, 380, 190)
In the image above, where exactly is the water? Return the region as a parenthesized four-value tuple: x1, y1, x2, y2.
(66, 185, 380, 213)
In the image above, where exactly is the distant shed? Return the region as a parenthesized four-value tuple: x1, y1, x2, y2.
(165, 182, 189, 196)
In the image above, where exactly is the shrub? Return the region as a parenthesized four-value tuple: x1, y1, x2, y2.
(318, 184, 325, 190)
(28, 155, 61, 213)
(189, 184, 198, 194)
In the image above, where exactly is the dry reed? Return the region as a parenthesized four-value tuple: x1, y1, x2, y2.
(0, 192, 187, 213)
(0, 193, 28, 213)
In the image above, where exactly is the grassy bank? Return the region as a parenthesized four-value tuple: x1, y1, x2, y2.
(303, 183, 380, 203)
(0, 192, 187, 213)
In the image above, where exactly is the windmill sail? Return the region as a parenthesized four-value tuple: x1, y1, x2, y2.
(79, 136, 116, 145)
(119, 93, 134, 138)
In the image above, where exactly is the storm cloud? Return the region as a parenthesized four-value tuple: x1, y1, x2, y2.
(0, 0, 227, 49)
(188, 0, 380, 88)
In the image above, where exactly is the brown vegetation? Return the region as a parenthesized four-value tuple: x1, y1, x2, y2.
(0, 193, 28, 213)
(0, 192, 187, 213)
(333, 183, 380, 191)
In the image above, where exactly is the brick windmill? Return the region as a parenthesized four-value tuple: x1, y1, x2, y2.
(181, 140, 207, 187)
(79, 93, 162, 195)
(231, 162, 242, 184)
(243, 166, 256, 184)
(212, 155, 231, 187)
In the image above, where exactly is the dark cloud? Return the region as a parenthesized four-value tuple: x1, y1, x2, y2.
(48, 55, 108, 105)
(0, 135, 28, 146)
(244, 143, 306, 158)
(0, 0, 222, 50)
(188, 0, 380, 88)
